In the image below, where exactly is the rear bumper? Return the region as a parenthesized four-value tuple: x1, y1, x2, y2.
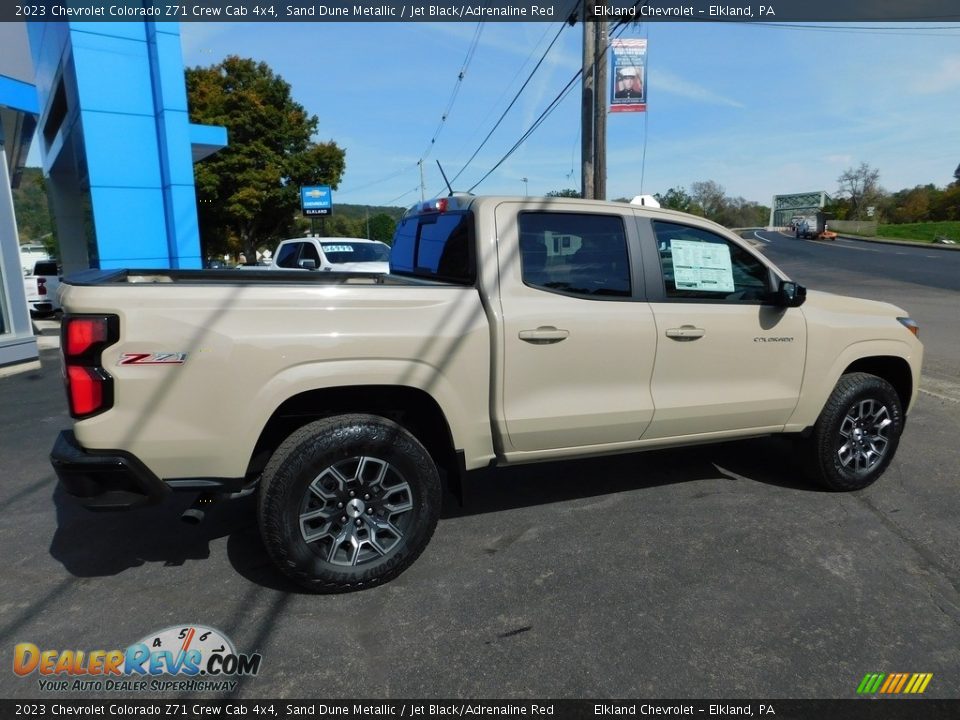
(50, 430, 171, 511)
(29, 301, 55, 314)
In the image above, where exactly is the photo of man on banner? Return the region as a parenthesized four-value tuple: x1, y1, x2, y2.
(610, 38, 647, 113)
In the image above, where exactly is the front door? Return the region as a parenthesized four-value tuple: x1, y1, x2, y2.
(642, 219, 806, 440)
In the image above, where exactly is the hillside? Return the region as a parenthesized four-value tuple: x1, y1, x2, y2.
(331, 203, 406, 221)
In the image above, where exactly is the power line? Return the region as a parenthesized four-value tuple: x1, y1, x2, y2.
(467, 20, 635, 194)
(453, 23, 557, 160)
(336, 163, 420, 198)
(467, 68, 582, 193)
(383, 186, 420, 206)
(340, 22, 485, 202)
(744, 21, 960, 37)
(419, 21, 486, 164)
(449, 22, 571, 188)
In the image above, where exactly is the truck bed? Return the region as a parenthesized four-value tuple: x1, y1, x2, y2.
(60, 268, 495, 481)
(63, 268, 445, 287)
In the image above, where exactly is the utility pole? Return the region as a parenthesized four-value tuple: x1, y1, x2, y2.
(580, 5, 608, 200)
(580, 4, 595, 201)
(593, 20, 607, 200)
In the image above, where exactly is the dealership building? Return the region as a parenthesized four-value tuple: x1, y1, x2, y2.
(0, 21, 225, 373)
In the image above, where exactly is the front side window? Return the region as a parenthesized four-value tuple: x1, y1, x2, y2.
(518, 212, 631, 298)
(652, 221, 771, 303)
(275, 242, 302, 268)
(300, 243, 321, 265)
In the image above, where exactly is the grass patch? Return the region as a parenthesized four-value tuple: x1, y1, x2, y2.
(876, 221, 960, 244)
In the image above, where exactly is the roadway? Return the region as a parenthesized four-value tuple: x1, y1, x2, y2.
(753, 231, 960, 294)
(753, 231, 960, 386)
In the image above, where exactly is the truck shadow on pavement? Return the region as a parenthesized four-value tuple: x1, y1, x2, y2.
(445, 436, 817, 519)
(48, 436, 818, 592)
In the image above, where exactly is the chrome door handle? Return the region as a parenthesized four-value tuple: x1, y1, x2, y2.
(665, 325, 705, 341)
(519, 326, 570, 344)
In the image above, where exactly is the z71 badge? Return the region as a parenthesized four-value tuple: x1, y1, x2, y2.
(118, 352, 187, 365)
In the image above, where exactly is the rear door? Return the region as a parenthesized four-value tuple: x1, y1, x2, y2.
(640, 218, 806, 439)
(495, 203, 658, 453)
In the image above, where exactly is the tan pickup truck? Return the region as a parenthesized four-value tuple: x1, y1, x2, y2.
(51, 196, 923, 592)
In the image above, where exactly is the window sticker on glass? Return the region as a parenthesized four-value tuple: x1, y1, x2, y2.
(669, 239, 735, 292)
(321, 244, 355, 253)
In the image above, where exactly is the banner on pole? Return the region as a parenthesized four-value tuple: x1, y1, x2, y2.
(610, 38, 647, 113)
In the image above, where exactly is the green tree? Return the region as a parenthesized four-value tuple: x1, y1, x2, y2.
(932, 184, 960, 221)
(689, 180, 727, 220)
(186, 56, 346, 260)
(367, 213, 396, 243)
(654, 186, 693, 212)
(545, 189, 582, 198)
(836, 162, 883, 220)
(11, 168, 57, 254)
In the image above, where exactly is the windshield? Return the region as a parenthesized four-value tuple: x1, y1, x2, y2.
(320, 242, 390, 264)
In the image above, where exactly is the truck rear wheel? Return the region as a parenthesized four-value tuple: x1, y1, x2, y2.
(802, 372, 903, 491)
(258, 414, 441, 592)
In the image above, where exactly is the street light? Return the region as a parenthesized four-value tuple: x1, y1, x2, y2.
(521, 177, 528, 197)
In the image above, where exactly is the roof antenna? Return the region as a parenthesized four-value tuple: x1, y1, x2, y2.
(436, 160, 454, 196)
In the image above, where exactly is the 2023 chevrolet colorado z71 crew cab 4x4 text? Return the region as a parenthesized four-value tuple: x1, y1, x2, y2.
(51, 196, 922, 591)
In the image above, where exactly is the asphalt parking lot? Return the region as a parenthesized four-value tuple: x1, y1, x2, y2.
(1, 312, 958, 702)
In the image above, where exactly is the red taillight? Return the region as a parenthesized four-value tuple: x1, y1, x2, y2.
(66, 317, 108, 357)
(37, 278, 47, 296)
(67, 366, 104, 416)
(62, 315, 117, 419)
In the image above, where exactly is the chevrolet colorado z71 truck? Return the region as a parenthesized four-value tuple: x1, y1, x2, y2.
(51, 196, 923, 592)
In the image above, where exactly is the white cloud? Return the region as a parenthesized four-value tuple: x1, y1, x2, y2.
(912, 55, 960, 94)
(650, 68, 746, 109)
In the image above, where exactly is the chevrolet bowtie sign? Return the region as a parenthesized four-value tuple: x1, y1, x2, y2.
(301, 186, 332, 216)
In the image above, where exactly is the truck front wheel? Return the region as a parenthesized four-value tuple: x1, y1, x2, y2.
(258, 414, 441, 592)
(802, 372, 903, 491)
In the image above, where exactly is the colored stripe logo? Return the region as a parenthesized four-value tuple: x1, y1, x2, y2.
(857, 673, 933, 694)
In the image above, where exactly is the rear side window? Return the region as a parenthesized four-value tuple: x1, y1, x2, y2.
(33, 261, 60, 276)
(518, 212, 631, 298)
(390, 212, 474, 285)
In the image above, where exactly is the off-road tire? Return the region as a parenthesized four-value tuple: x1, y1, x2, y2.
(802, 372, 903, 491)
(258, 414, 441, 592)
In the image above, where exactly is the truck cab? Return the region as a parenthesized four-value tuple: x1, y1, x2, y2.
(270, 236, 391, 273)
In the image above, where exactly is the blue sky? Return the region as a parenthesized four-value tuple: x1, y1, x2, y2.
(177, 21, 960, 208)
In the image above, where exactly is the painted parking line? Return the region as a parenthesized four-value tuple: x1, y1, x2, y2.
(753, 232, 771, 243)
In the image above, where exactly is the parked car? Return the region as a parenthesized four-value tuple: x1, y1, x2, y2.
(23, 259, 62, 317)
(51, 195, 922, 592)
(271, 237, 390, 273)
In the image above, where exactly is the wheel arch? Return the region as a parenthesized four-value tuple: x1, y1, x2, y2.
(842, 355, 913, 413)
(246, 385, 462, 492)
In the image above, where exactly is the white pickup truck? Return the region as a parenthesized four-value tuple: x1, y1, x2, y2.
(51, 195, 923, 592)
(23, 258, 62, 317)
(268, 236, 390, 273)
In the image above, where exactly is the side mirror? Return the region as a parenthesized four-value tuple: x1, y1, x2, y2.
(298, 259, 318, 270)
(775, 280, 806, 307)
